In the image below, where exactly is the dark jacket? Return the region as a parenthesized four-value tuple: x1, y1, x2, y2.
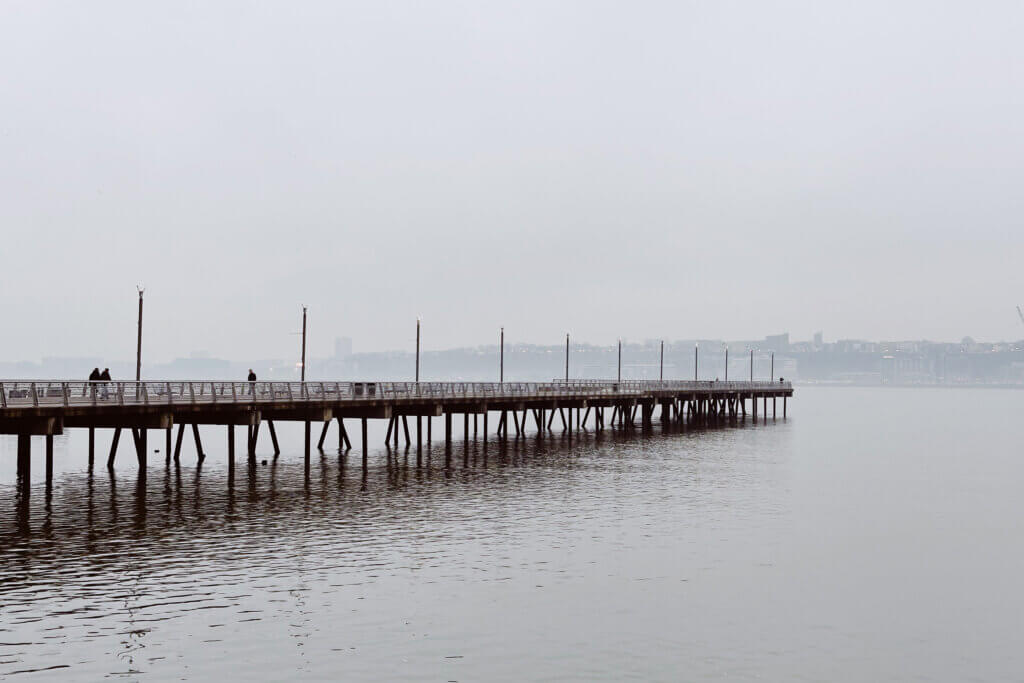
(89, 368, 101, 381)
(99, 370, 111, 381)
(247, 371, 257, 382)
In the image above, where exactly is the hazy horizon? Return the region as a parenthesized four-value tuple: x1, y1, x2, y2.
(3, 1, 1023, 363)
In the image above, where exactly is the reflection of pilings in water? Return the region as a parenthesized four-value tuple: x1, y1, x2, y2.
(2, 395, 779, 530)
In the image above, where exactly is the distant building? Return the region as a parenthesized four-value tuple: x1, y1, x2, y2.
(763, 333, 790, 352)
(334, 337, 353, 359)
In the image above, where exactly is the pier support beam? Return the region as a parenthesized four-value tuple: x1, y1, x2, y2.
(304, 420, 311, 463)
(45, 434, 53, 486)
(268, 420, 280, 456)
(108, 428, 121, 469)
(361, 418, 368, 468)
(249, 422, 259, 460)
(339, 418, 351, 451)
(173, 423, 184, 462)
(88, 427, 95, 470)
(17, 435, 30, 488)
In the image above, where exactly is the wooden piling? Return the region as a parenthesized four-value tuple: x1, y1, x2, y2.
(192, 424, 205, 462)
(17, 434, 30, 486)
(268, 420, 280, 456)
(108, 428, 121, 469)
(45, 434, 53, 486)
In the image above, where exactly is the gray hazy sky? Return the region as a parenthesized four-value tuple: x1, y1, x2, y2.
(2, 1, 1023, 364)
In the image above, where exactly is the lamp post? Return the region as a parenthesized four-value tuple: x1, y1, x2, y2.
(499, 327, 504, 384)
(659, 340, 664, 381)
(694, 344, 698, 381)
(415, 317, 421, 382)
(300, 306, 307, 382)
(749, 348, 754, 381)
(565, 333, 570, 381)
(617, 338, 622, 382)
(771, 352, 774, 382)
(135, 287, 144, 381)
(724, 345, 728, 382)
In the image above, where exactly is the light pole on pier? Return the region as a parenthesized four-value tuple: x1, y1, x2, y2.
(749, 349, 754, 381)
(724, 345, 729, 382)
(565, 333, 570, 381)
(694, 344, 698, 381)
(659, 340, 664, 381)
(617, 338, 622, 382)
(771, 352, 774, 382)
(135, 287, 144, 381)
(300, 306, 308, 382)
(416, 317, 421, 382)
(499, 327, 504, 384)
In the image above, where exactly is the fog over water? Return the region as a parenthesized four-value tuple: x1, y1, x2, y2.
(2, 1, 1024, 362)
(1, 387, 1021, 681)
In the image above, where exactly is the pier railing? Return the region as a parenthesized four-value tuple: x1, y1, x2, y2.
(0, 379, 792, 409)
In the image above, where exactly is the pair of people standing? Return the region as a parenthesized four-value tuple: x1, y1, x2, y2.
(88, 367, 112, 398)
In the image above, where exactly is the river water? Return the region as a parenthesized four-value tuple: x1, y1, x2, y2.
(1, 387, 1021, 681)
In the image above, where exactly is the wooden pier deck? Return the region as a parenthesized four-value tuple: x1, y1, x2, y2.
(2, 379, 792, 488)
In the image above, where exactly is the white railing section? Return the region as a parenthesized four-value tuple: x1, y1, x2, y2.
(0, 380, 792, 409)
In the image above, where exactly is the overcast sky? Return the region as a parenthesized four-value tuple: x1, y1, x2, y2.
(2, 1, 1023, 363)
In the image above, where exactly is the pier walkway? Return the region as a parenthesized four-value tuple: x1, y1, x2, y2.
(2, 379, 792, 488)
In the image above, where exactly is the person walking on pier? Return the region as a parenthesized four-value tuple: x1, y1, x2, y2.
(87, 367, 100, 398)
(248, 369, 257, 396)
(99, 368, 111, 399)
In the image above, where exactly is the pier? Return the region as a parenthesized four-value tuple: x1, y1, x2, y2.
(2, 379, 792, 490)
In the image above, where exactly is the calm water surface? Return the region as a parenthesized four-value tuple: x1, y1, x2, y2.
(1, 387, 1021, 681)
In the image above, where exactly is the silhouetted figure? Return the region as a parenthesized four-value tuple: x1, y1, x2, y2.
(99, 368, 111, 399)
(87, 367, 100, 397)
(247, 369, 256, 395)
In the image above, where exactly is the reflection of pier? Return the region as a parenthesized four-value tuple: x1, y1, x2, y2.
(1, 379, 792, 491)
